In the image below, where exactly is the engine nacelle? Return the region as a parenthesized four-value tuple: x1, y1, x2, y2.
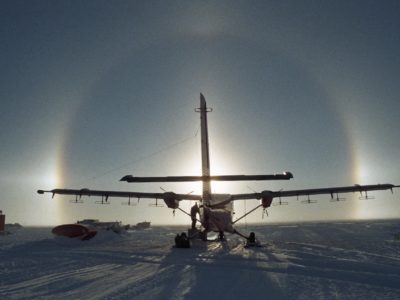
(260, 190, 274, 208)
(163, 192, 179, 209)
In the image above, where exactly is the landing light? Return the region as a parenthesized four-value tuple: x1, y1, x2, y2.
(283, 171, 294, 179)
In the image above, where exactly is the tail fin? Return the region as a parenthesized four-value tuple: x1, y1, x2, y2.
(197, 93, 212, 204)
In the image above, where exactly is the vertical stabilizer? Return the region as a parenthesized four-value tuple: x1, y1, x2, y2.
(197, 93, 212, 204)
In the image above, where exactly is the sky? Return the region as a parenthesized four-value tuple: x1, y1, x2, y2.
(1, 0, 399, 226)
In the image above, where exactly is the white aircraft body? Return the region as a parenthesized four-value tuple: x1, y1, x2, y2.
(38, 94, 398, 243)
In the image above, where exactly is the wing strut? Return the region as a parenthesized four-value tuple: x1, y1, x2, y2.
(233, 204, 263, 224)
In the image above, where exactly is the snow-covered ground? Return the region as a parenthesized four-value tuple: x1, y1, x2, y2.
(1, 220, 400, 300)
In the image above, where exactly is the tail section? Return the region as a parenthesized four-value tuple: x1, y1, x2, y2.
(196, 93, 212, 204)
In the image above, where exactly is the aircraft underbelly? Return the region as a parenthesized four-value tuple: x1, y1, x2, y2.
(200, 206, 234, 233)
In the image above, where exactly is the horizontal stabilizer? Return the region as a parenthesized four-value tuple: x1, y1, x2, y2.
(120, 172, 293, 183)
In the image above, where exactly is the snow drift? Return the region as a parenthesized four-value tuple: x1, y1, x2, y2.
(1, 220, 400, 299)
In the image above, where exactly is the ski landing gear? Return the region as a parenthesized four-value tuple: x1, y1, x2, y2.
(233, 229, 261, 248)
(188, 227, 209, 241)
(244, 232, 261, 248)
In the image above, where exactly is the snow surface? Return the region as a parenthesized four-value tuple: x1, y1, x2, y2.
(1, 220, 400, 300)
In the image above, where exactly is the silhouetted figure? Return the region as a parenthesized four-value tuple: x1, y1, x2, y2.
(218, 231, 225, 241)
(190, 202, 199, 229)
(248, 232, 256, 243)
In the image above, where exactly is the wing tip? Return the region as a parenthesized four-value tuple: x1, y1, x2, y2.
(120, 175, 132, 182)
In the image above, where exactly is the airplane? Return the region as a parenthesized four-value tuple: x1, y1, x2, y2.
(38, 93, 399, 245)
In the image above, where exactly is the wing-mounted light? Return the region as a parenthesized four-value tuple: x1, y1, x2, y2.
(283, 171, 294, 179)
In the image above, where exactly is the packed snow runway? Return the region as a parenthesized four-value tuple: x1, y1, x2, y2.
(1, 220, 400, 300)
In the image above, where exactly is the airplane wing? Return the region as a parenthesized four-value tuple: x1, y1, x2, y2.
(230, 183, 397, 202)
(37, 188, 202, 209)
